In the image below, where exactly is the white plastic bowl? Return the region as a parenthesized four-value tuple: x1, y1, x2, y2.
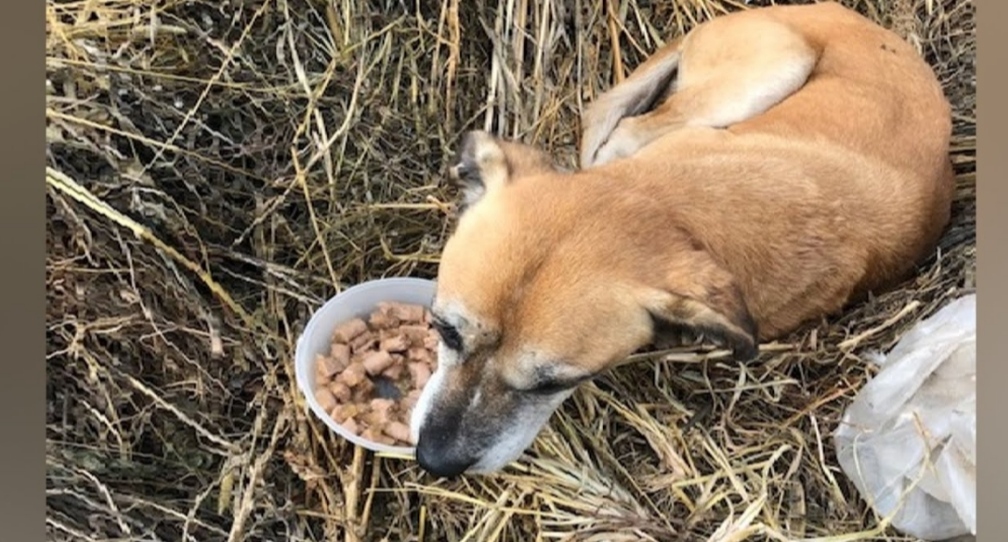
(294, 277, 437, 454)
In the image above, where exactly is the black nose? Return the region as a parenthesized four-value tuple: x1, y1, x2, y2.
(415, 437, 474, 479)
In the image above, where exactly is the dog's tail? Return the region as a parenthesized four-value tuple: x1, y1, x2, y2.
(580, 35, 686, 169)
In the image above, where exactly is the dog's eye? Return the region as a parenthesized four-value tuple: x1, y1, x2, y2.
(432, 318, 463, 351)
(524, 371, 595, 395)
(526, 379, 572, 395)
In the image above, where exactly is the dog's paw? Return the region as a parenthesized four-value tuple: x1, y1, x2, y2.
(592, 140, 631, 166)
(591, 120, 639, 166)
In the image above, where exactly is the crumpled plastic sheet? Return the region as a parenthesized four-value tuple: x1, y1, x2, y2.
(833, 294, 976, 541)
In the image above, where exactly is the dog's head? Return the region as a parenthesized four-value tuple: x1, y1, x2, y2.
(410, 131, 759, 478)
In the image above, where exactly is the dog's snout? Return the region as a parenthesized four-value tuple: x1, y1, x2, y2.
(415, 435, 474, 479)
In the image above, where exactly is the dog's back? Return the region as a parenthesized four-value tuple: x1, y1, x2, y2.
(586, 2, 955, 337)
(733, 3, 953, 206)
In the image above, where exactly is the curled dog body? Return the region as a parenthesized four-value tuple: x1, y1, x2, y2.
(410, 2, 955, 478)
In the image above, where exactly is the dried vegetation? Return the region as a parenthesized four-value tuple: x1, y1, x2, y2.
(46, 0, 975, 540)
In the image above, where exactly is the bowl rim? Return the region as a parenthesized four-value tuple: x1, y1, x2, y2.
(294, 277, 437, 455)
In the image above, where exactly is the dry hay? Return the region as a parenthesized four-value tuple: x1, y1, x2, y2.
(45, 0, 975, 540)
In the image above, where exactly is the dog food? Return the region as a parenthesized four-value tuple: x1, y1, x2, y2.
(312, 301, 439, 447)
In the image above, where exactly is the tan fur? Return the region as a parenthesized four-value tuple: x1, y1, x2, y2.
(410, 2, 955, 478)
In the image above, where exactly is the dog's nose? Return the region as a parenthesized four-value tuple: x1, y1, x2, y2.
(415, 437, 474, 479)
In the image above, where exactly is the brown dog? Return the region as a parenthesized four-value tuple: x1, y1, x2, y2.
(410, 1, 954, 478)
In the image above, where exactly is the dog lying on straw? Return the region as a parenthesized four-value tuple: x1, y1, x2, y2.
(409, 1, 954, 478)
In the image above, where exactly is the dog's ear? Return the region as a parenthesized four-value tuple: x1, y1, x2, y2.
(643, 246, 759, 361)
(448, 130, 560, 213)
(448, 130, 511, 212)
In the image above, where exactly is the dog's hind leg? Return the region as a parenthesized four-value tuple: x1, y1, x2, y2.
(580, 36, 686, 170)
(589, 15, 820, 166)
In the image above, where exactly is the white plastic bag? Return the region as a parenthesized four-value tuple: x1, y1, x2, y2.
(833, 294, 976, 541)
